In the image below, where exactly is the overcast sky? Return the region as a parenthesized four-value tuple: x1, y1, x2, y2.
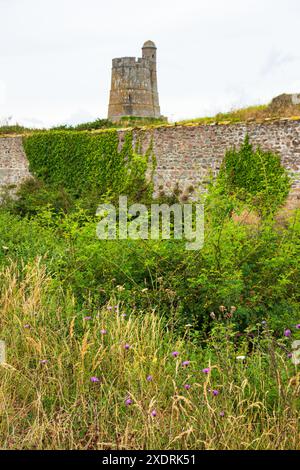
(0, 0, 299, 127)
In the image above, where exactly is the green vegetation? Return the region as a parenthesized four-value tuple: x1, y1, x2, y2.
(23, 130, 154, 205)
(0, 136, 299, 449)
(0, 262, 299, 449)
(0, 116, 167, 136)
(216, 136, 291, 214)
(177, 105, 270, 126)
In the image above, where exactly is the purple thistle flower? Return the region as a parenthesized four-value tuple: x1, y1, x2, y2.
(284, 329, 292, 338)
(212, 390, 219, 396)
(124, 344, 131, 350)
(24, 324, 30, 329)
(100, 329, 107, 335)
(171, 351, 179, 358)
(90, 377, 100, 383)
(40, 360, 48, 365)
(107, 306, 113, 311)
(146, 375, 153, 382)
(295, 324, 300, 330)
(84, 316, 92, 321)
(202, 368, 211, 374)
(151, 410, 157, 417)
(184, 384, 191, 390)
(182, 361, 190, 367)
(220, 411, 225, 417)
(287, 353, 293, 359)
(125, 398, 133, 406)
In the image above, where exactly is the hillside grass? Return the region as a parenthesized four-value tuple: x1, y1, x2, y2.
(2, 100, 300, 137)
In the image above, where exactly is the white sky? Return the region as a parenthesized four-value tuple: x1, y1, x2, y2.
(0, 0, 299, 127)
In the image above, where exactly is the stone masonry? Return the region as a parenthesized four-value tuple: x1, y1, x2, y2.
(1, 119, 300, 204)
(119, 118, 300, 201)
(0, 136, 31, 189)
(108, 41, 161, 122)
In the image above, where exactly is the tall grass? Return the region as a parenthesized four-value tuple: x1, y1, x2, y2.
(0, 259, 299, 449)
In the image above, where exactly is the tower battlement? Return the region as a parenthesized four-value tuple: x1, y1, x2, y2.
(108, 41, 161, 122)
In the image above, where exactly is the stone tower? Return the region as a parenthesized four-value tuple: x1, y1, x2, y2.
(108, 40, 161, 122)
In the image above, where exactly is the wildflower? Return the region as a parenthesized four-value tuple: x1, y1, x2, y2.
(210, 312, 216, 320)
(262, 321, 267, 326)
(24, 324, 30, 329)
(212, 390, 219, 396)
(202, 368, 211, 374)
(125, 398, 133, 406)
(287, 353, 293, 359)
(84, 316, 92, 321)
(146, 375, 153, 382)
(182, 361, 190, 367)
(151, 410, 157, 417)
(184, 384, 191, 390)
(121, 314, 127, 318)
(100, 329, 107, 335)
(219, 306, 226, 313)
(171, 351, 179, 358)
(40, 360, 48, 365)
(124, 344, 131, 350)
(107, 306, 113, 311)
(90, 377, 100, 383)
(220, 411, 225, 417)
(295, 324, 300, 330)
(236, 356, 246, 361)
(230, 306, 237, 313)
(284, 329, 292, 338)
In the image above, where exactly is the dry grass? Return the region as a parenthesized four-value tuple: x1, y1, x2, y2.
(0, 260, 299, 450)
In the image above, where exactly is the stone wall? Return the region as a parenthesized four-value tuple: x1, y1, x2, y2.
(0, 136, 31, 189)
(121, 118, 300, 201)
(1, 119, 300, 206)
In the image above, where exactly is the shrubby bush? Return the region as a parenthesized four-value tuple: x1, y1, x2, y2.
(216, 135, 291, 214)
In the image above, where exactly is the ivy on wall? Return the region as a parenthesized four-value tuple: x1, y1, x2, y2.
(23, 130, 153, 201)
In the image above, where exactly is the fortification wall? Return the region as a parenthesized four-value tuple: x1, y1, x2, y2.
(119, 118, 300, 201)
(1, 119, 300, 206)
(0, 136, 31, 189)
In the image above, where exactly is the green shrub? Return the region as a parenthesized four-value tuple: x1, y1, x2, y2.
(51, 118, 114, 131)
(217, 135, 290, 214)
(0, 205, 299, 334)
(6, 178, 74, 216)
